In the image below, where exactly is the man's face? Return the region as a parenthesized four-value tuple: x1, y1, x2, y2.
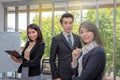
(61, 17, 73, 33)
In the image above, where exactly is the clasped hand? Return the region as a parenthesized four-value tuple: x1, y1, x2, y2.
(72, 47, 81, 60)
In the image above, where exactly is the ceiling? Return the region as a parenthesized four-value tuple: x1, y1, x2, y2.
(1, 0, 120, 7)
(1, 0, 120, 12)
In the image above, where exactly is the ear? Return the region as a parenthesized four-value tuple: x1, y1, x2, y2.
(60, 23, 63, 27)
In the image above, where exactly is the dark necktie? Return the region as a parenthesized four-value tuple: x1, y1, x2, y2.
(67, 34, 72, 49)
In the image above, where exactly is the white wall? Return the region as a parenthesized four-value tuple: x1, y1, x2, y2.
(0, 32, 20, 72)
(0, 1, 4, 32)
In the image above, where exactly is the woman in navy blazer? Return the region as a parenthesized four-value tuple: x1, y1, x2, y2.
(11, 24, 45, 80)
(71, 21, 106, 80)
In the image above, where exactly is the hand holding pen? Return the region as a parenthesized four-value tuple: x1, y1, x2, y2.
(71, 47, 81, 67)
(72, 47, 81, 60)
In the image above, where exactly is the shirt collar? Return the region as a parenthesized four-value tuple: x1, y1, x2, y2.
(63, 31, 72, 36)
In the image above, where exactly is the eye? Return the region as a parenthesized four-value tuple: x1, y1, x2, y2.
(80, 31, 83, 34)
(69, 21, 73, 25)
(28, 31, 31, 34)
(63, 22, 68, 25)
(32, 31, 36, 34)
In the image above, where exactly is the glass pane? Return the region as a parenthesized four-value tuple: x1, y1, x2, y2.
(116, 1, 120, 79)
(55, 2, 66, 11)
(19, 6, 26, 12)
(68, 1, 81, 10)
(18, 6, 27, 47)
(18, 13, 27, 30)
(30, 5, 40, 25)
(18, 12, 27, 47)
(30, 4, 39, 11)
(54, 11, 64, 35)
(7, 7, 15, 12)
(42, 4, 52, 9)
(30, 12, 38, 24)
(41, 12, 52, 58)
(41, 3, 52, 11)
(7, 13, 15, 32)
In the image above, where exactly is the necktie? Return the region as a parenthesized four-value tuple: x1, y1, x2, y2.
(67, 34, 72, 49)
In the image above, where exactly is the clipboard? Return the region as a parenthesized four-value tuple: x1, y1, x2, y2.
(5, 50, 24, 59)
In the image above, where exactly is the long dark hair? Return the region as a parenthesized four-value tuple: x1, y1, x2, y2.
(79, 21, 103, 46)
(27, 24, 43, 42)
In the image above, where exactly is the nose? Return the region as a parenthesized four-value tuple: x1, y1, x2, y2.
(29, 33, 34, 37)
(82, 32, 87, 36)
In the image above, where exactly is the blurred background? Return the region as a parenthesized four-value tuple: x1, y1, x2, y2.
(0, 0, 120, 80)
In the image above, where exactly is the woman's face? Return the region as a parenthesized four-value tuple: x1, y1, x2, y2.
(28, 28, 38, 41)
(80, 27, 94, 44)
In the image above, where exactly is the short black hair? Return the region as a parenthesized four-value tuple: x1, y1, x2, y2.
(60, 13, 74, 24)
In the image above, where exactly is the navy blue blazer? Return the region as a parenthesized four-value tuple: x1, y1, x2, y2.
(18, 41, 45, 77)
(73, 46, 106, 80)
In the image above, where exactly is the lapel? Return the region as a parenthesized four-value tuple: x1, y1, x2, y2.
(27, 42, 39, 55)
(22, 41, 38, 57)
(29, 42, 39, 55)
(61, 32, 72, 50)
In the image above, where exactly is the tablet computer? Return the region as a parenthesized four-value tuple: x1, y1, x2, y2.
(5, 50, 23, 59)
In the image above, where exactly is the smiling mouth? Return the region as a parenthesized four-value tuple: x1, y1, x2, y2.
(83, 37, 88, 39)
